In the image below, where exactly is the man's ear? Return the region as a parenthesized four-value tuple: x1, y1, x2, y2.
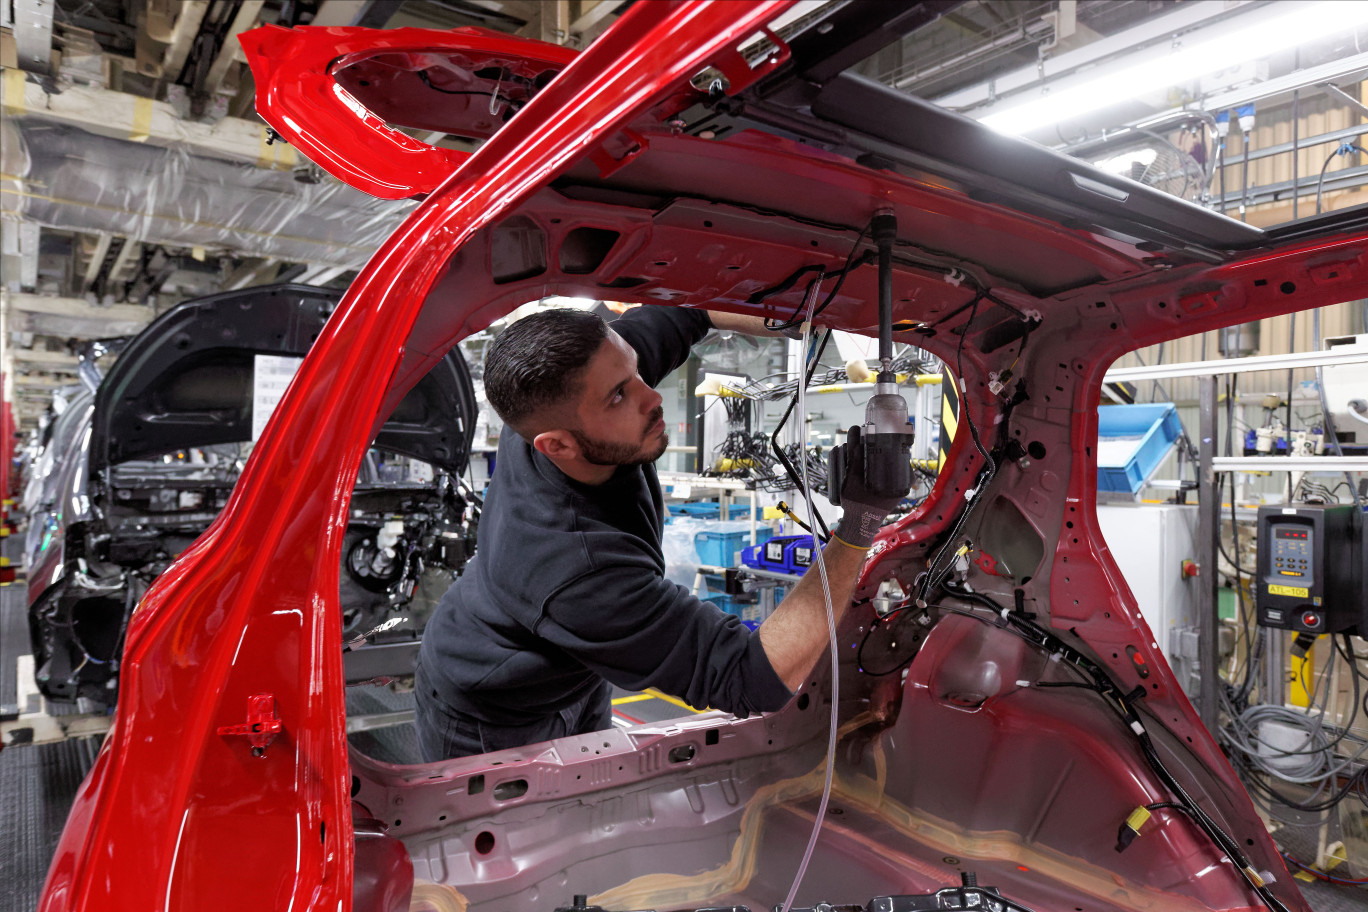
(532, 428, 579, 461)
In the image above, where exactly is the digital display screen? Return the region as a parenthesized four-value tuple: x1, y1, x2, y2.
(1275, 527, 1310, 540)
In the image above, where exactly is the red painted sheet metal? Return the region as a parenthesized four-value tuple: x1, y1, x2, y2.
(39, 3, 797, 910)
(242, 25, 578, 200)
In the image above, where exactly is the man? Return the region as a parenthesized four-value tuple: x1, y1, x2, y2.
(415, 304, 901, 761)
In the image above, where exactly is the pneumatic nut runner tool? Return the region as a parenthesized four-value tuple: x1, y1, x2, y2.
(828, 210, 916, 518)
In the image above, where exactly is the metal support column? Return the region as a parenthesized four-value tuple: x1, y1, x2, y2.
(1197, 375, 1220, 732)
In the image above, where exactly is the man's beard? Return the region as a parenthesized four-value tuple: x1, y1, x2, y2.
(571, 406, 668, 467)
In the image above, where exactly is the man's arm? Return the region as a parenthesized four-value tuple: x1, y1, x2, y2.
(755, 442, 904, 691)
(756, 537, 868, 690)
(707, 311, 808, 338)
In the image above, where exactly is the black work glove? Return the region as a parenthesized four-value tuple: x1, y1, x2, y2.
(829, 427, 907, 549)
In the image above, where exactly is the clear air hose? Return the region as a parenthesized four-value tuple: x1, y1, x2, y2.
(777, 281, 842, 912)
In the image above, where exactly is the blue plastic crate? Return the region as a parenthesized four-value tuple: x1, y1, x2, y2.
(784, 538, 816, 572)
(741, 534, 813, 575)
(674, 502, 721, 519)
(742, 535, 792, 572)
(695, 526, 773, 566)
(704, 592, 767, 628)
(670, 501, 756, 520)
(1097, 403, 1182, 493)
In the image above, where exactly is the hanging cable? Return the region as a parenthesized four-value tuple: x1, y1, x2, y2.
(776, 269, 843, 912)
(1280, 852, 1368, 885)
(765, 221, 872, 332)
(1315, 142, 1365, 214)
(928, 583, 1294, 912)
(769, 286, 834, 540)
(1313, 308, 1364, 507)
(916, 295, 998, 603)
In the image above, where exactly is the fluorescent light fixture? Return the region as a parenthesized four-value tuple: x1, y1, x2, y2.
(540, 296, 598, 309)
(981, 1, 1368, 135)
(1093, 147, 1157, 177)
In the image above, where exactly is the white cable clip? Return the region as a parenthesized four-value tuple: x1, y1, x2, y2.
(943, 268, 965, 287)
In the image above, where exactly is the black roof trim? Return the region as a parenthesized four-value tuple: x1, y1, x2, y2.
(805, 73, 1266, 256)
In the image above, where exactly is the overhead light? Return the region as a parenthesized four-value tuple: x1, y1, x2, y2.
(981, 1, 1368, 135)
(540, 296, 598, 309)
(1093, 147, 1157, 177)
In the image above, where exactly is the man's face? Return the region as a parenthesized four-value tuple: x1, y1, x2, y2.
(570, 331, 668, 467)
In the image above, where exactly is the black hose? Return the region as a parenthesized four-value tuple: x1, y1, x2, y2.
(1316, 143, 1365, 215)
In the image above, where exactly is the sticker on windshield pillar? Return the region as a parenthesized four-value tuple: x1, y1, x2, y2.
(253, 354, 305, 441)
(1268, 583, 1309, 598)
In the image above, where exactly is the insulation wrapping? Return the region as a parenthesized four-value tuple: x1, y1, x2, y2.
(1, 118, 414, 269)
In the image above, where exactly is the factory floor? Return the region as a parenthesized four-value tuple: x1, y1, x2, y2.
(2, 548, 1366, 911)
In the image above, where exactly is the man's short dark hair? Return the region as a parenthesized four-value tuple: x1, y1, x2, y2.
(485, 308, 609, 431)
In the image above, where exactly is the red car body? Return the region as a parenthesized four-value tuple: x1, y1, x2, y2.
(40, 2, 1368, 910)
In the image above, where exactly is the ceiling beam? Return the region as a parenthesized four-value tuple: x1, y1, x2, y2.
(934, 0, 1250, 111)
(11, 311, 150, 337)
(569, 0, 620, 43)
(222, 258, 282, 291)
(81, 233, 114, 290)
(11, 374, 74, 390)
(0, 77, 298, 172)
(0, 219, 40, 292)
(12, 0, 55, 74)
(8, 348, 78, 368)
(312, 1, 377, 27)
(160, 1, 211, 84)
(203, 0, 265, 98)
(3, 292, 154, 337)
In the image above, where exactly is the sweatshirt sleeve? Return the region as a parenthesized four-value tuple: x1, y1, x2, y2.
(536, 563, 793, 716)
(609, 305, 712, 388)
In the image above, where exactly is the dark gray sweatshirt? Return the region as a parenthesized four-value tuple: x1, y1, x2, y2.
(419, 305, 792, 725)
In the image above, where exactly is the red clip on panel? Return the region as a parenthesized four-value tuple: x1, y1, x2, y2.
(217, 693, 283, 756)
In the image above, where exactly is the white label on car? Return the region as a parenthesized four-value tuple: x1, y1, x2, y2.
(253, 354, 305, 441)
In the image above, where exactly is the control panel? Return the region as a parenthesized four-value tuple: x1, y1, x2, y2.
(1255, 504, 1364, 634)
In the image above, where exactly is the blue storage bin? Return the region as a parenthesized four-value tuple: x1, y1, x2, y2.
(1097, 403, 1182, 494)
(704, 591, 767, 629)
(695, 525, 773, 566)
(669, 501, 756, 520)
(706, 592, 744, 614)
(742, 536, 786, 572)
(784, 538, 816, 572)
(741, 534, 814, 575)
(675, 502, 721, 519)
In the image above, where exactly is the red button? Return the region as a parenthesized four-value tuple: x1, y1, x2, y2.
(1303, 612, 1320, 628)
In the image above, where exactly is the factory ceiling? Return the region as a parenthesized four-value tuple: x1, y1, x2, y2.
(1, 0, 1366, 426)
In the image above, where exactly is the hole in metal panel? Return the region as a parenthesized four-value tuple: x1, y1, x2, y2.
(492, 779, 527, 800)
(668, 744, 696, 764)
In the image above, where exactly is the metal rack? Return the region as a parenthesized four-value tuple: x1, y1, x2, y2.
(1108, 347, 1368, 731)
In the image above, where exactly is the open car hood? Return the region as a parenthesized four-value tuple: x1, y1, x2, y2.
(89, 283, 477, 475)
